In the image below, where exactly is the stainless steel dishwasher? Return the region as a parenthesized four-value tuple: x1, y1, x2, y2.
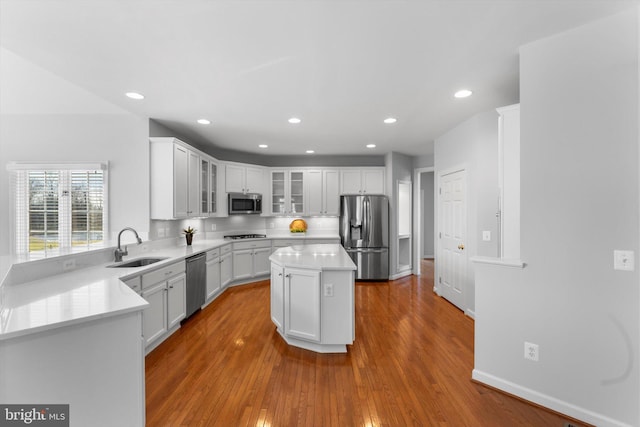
(185, 253, 206, 319)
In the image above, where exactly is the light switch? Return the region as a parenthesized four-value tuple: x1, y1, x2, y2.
(614, 250, 634, 271)
(482, 231, 491, 241)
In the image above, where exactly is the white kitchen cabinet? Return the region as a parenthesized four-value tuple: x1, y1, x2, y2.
(270, 264, 285, 330)
(200, 158, 221, 217)
(306, 169, 340, 215)
(270, 170, 305, 215)
(220, 250, 233, 288)
(142, 282, 167, 347)
(232, 240, 271, 281)
(150, 137, 202, 219)
(206, 249, 222, 301)
(141, 260, 186, 352)
(284, 267, 321, 342)
(225, 162, 265, 194)
(340, 168, 385, 195)
(167, 274, 186, 330)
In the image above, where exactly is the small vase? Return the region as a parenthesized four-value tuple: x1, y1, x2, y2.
(185, 234, 193, 246)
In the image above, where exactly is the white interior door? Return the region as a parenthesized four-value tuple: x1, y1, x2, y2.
(438, 168, 467, 311)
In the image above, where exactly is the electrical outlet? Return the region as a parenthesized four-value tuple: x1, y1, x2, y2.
(614, 250, 634, 271)
(62, 259, 76, 271)
(524, 342, 539, 362)
(324, 283, 334, 297)
(211, 223, 216, 231)
(482, 231, 491, 241)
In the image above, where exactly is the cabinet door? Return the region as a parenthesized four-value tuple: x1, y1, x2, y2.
(220, 253, 233, 288)
(210, 162, 218, 215)
(201, 158, 209, 216)
(206, 257, 221, 300)
(173, 145, 189, 218)
(340, 169, 363, 194)
(233, 249, 253, 280)
(245, 166, 264, 194)
(167, 274, 186, 329)
(142, 283, 168, 347)
(289, 171, 304, 215)
(270, 264, 285, 330)
(225, 164, 245, 193)
(187, 151, 200, 216)
(271, 171, 287, 215)
(253, 247, 271, 276)
(323, 169, 340, 215)
(362, 169, 384, 194)
(305, 170, 323, 215)
(284, 268, 321, 342)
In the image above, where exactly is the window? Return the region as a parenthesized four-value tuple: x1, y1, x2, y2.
(9, 162, 108, 256)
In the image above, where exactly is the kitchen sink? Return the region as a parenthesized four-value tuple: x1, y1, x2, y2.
(107, 257, 168, 268)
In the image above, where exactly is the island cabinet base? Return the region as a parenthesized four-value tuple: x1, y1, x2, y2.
(270, 248, 356, 354)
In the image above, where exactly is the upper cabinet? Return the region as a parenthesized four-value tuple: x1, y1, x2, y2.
(340, 168, 385, 195)
(270, 170, 305, 216)
(150, 137, 224, 220)
(150, 138, 201, 219)
(225, 163, 265, 194)
(306, 169, 340, 216)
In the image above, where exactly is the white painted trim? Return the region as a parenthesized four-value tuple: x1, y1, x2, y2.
(472, 369, 633, 427)
(412, 166, 434, 276)
(389, 270, 412, 280)
(470, 256, 525, 268)
(465, 309, 475, 319)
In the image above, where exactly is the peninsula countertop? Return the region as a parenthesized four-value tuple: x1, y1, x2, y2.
(269, 244, 356, 271)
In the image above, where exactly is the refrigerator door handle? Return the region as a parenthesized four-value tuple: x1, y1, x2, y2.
(346, 248, 387, 253)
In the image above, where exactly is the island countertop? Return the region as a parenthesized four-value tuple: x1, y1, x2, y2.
(269, 244, 356, 271)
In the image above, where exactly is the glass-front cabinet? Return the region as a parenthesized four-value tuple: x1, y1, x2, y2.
(209, 162, 217, 214)
(201, 158, 209, 215)
(270, 170, 304, 216)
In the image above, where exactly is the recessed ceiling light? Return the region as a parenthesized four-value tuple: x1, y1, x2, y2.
(197, 119, 211, 125)
(258, 144, 268, 149)
(454, 89, 473, 98)
(288, 117, 301, 124)
(125, 92, 144, 100)
(383, 117, 397, 124)
(366, 144, 376, 149)
(306, 150, 315, 154)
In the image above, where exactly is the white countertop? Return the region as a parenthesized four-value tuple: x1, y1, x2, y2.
(0, 236, 341, 341)
(269, 244, 356, 271)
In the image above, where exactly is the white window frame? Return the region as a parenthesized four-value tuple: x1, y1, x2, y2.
(7, 162, 109, 257)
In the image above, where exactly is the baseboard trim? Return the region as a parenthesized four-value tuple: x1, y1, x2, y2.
(389, 271, 412, 280)
(465, 308, 475, 319)
(471, 369, 632, 427)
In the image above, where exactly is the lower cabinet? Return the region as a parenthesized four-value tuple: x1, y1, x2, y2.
(220, 251, 233, 288)
(206, 249, 222, 300)
(232, 240, 271, 281)
(140, 261, 186, 352)
(283, 267, 321, 342)
(270, 264, 285, 330)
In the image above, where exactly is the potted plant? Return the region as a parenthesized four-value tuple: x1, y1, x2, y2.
(183, 226, 196, 246)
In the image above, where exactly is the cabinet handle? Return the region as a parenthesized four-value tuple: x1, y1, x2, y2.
(165, 271, 173, 276)
(285, 274, 291, 278)
(169, 285, 174, 289)
(278, 273, 283, 277)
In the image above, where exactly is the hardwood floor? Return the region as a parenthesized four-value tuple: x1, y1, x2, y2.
(146, 260, 584, 426)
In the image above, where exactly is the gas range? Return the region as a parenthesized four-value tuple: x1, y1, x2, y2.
(223, 233, 267, 240)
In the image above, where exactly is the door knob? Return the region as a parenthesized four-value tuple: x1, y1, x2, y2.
(458, 244, 465, 250)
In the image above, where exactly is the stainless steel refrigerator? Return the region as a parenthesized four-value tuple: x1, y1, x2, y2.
(340, 195, 389, 280)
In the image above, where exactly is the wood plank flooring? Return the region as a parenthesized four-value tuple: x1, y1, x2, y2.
(145, 260, 585, 426)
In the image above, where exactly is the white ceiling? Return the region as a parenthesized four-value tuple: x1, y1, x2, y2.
(1, 0, 637, 157)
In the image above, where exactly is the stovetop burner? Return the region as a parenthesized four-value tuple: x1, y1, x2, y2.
(224, 233, 267, 240)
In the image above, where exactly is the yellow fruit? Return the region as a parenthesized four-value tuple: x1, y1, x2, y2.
(289, 219, 307, 233)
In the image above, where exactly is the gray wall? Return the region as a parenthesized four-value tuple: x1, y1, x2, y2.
(385, 151, 413, 277)
(475, 9, 639, 426)
(434, 109, 499, 314)
(421, 172, 434, 257)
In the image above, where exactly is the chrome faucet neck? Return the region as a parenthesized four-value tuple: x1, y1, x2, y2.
(115, 227, 142, 262)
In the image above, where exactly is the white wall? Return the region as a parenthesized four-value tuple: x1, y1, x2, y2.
(0, 48, 149, 255)
(474, 9, 639, 426)
(434, 110, 499, 313)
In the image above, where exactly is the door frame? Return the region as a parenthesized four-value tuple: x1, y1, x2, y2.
(435, 165, 468, 307)
(412, 167, 434, 276)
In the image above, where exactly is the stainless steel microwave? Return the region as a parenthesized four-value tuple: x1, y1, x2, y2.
(228, 193, 262, 215)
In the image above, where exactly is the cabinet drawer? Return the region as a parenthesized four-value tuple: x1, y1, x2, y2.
(206, 248, 220, 260)
(122, 276, 141, 294)
(142, 261, 186, 289)
(220, 244, 232, 254)
(232, 240, 271, 250)
(272, 239, 300, 247)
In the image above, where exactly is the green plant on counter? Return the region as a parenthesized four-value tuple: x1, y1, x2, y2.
(182, 226, 196, 235)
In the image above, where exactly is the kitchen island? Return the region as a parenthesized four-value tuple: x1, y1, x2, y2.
(269, 243, 356, 353)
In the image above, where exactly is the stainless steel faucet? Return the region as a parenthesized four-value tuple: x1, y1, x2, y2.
(114, 227, 143, 262)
